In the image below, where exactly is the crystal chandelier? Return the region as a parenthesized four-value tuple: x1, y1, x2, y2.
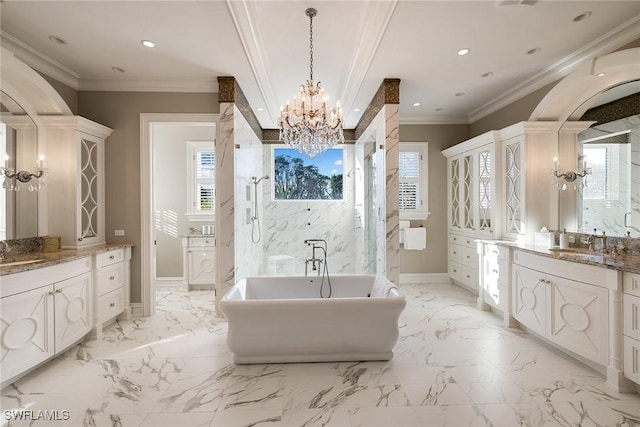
(279, 8, 344, 159)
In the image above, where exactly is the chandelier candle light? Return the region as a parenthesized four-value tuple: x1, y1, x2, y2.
(553, 155, 591, 190)
(1, 154, 47, 192)
(279, 7, 344, 159)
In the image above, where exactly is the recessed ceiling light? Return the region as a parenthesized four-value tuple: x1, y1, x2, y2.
(482, 72, 494, 78)
(526, 47, 541, 55)
(596, 72, 606, 77)
(573, 11, 592, 22)
(435, 108, 444, 112)
(141, 40, 156, 48)
(413, 102, 421, 107)
(354, 108, 360, 112)
(112, 66, 125, 73)
(48, 35, 67, 45)
(455, 92, 465, 97)
(256, 107, 264, 112)
(457, 48, 470, 56)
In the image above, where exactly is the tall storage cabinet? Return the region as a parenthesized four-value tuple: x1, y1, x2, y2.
(442, 131, 499, 294)
(41, 117, 113, 249)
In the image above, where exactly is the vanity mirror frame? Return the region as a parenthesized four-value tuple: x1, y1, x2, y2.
(530, 47, 640, 238)
(0, 47, 73, 241)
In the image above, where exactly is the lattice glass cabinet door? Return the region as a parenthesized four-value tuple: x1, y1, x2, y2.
(79, 136, 102, 243)
(504, 138, 523, 235)
(449, 158, 460, 228)
(478, 148, 493, 232)
(462, 153, 475, 230)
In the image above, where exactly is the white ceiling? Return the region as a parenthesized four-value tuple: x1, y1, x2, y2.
(1, 0, 639, 129)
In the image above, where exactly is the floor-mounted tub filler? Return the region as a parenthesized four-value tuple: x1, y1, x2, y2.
(221, 275, 406, 364)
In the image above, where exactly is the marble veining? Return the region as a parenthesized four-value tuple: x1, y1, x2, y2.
(2, 283, 639, 426)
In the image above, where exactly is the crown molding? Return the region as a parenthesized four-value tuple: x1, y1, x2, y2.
(1, 31, 80, 90)
(468, 15, 640, 124)
(77, 79, 218, 93)
(400, 114, 470, 125)
(337, 1, 398, 114)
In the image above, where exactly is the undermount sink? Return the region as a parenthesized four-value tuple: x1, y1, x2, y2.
(0, 258, 45, 267)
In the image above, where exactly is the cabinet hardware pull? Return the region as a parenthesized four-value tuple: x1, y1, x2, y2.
(110, 302, 116, 307)
(48, 291, 55, 296)
(109, 255, 115, 260)
(110, 276, 115, 280)
(78, 237, 83, 241)
(55, 289, 63, 293)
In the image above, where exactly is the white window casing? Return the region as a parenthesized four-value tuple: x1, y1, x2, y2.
(399, 142, 429, 220)
(186, 140, 215, 222)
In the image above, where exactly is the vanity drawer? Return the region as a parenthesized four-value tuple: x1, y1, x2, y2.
(624, 293, 640, 341)
(96, 263, 124, 296)
(623, 336, 640, 384)
(459, 265, 477, 291)
(98, 287, 125, 322)
(449, 244, 463, 263)
(448, 261, 461, 282)
(188, 237, 215, 247)
(624, 273, 640, 298)
(459, 246, 477, 267)
(96, 249, 124, 269)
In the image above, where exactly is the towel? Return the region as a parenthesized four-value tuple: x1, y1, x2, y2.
(399, 221, 410, 244)
(370, 276, 400, 297)
(402, 227, 426, 250)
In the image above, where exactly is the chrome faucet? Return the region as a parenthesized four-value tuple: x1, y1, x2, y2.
(304, 239, 327, 276)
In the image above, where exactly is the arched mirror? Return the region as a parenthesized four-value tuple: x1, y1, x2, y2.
(558, 79, 640, 237)
(1, 90, 39, 240)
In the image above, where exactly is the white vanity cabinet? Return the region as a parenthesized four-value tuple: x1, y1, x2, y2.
(41, 116, 113, 249)
(0, 257, 92, 385)
(93, 247, 131, 337)
(182, 236, 216, 290)
(448, 234, 479, 293)
(623, 272, 640, 385)
(512, 250, 615, 367)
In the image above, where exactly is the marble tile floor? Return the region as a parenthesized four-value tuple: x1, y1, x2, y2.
(2, 283, 640, 427)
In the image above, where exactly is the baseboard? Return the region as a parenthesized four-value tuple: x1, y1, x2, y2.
(130, 303, 143, 317)
(400, 273, 450, 284)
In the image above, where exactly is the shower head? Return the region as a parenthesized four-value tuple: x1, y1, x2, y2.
(252, 175, 270, 184)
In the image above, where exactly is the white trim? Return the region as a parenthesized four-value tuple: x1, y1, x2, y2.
(530, 48, 640, 122)
(130, 303, 144, 317)
(140, 113, 219, 318)
(400, 273, 450, 285)
(155, 277, 185, 291)
(399, 114, 470, 125)
(399, 142, 428, 221)
(78, 79, 218, 93)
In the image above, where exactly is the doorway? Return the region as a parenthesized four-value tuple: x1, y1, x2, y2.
(140, 113, 218, 316)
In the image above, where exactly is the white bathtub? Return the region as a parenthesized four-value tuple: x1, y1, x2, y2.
(220, 274, 406, 364)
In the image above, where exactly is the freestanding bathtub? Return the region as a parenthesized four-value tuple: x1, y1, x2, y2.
(220, 274, 406, 364)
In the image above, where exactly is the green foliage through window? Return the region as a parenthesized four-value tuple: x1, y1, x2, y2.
(274, 148, 343, 200)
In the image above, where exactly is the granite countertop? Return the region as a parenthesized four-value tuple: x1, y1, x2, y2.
(495, 241, 640, 274)
(0, 243, 133, 276)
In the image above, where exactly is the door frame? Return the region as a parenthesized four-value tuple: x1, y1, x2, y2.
(140, 113, 219, 316)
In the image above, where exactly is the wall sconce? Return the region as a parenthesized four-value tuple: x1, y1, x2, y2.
(553, 155, 590, 190)
(1, 154, 47, 192)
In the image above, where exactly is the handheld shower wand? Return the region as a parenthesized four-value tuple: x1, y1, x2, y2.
(251, 175, 270, 243)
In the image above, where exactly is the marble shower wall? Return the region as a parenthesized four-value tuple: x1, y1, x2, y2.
(261, 145, 358, 275)
(234, 105, 264, 281)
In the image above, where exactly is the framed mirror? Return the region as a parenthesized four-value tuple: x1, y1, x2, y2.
(1, 90, 39, 240)
(558, 79, 640, 237)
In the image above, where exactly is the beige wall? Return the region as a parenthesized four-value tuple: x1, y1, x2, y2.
(78, 91, 219, 303)
(399, 124, 470, 274)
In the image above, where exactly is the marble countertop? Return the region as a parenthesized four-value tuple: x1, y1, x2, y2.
(488, 240, 640, 274)
(0, 243, 133, 276)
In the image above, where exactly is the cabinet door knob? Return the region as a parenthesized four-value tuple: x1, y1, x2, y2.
(55, 289, 63, 293)
(78, 237, 83, 241)
(109, 255, 115, 260)
(109, 276, 115, 280)
(48, 291, 55, 296)
(109, 302, 116, 307)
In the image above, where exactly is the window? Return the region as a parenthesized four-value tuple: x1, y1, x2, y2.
(186, 140, 215, 221)
(399, 142, 428, 220)
(273, 146, 343, 200)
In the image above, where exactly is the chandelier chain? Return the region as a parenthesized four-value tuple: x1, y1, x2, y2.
(309, 11, 313, 82)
